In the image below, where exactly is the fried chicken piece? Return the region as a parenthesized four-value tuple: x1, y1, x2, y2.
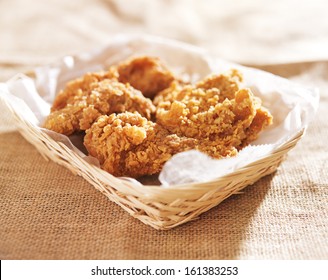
(152, 80, 184, 106)
(44, 56, 177, 135)
(44, 77, 155, 135)
(115, 56, 176, 99)
(155, 69, 272, 149)
(242, 105, 273, 146)
(156, 88, 263, 147)
(195, 69, 243, 101)
(51, 56, 175, 110)
(153, 69, 242, 105)
(84, 112, 197, 177)
(83, 67, 272, 178)
(84, 112, 241, 177)
(50, 70, 118, 111)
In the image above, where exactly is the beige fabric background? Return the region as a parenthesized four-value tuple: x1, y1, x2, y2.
(0, 0, 327, 259)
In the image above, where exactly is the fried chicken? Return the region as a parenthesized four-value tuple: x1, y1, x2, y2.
(50, 70, 118, 111)
(153, 69, 242, 105)
(44, 77, 155, 135)
(43, 55, 273, 178)
(84, 112, 242, 177)
(44, 56, 177, 135)
(155, 70, 273, 150)
(84, 112, 197, 177)
(115, 56, 176, 99)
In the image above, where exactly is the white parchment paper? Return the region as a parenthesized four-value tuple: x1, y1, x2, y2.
(0, 35, 320, 186)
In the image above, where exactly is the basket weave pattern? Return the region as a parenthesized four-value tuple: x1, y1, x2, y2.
(3, 95, 303, 229)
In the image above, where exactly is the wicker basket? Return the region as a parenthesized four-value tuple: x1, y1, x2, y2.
(1, 93, 304, 230)
(1, 36, 315, 230)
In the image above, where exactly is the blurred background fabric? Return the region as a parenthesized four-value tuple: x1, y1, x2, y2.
(2, 0, 328, 74)
(0, 0, 327, 259)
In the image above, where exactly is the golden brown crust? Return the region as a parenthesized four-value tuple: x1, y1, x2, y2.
(83, 112, 198, 177)
(51, 70, 118, 111)
(44, 56, 176, 135)
(44, 78, 155, 135)
(155, 70, 273, 150)
(195, 69, 243, 101)
(116, 56, 175, 99)
(44, 56, 273, 178)
(84, 112, 242, 177)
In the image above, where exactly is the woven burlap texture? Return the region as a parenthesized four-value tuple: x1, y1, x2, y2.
(0, 0, 327, 259)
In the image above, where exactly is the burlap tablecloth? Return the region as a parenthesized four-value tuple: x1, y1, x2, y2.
(1, 0, 327, 260)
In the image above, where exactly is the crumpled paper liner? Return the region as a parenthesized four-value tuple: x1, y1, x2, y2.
(0, 35, 320, 186)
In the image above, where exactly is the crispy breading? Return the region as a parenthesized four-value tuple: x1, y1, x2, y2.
(44, 56, 176, 135)
(44, 55, 273, 178)
(83, 112, 198, 177)
(51, 70, 118, 111)
(155, 70, 273, 150)
(44, 79, 155, 135)
(116, 56, 175, 99)
(195, 69, 243, 101)
(84, 112, 241, 177)
(153, 69, 242, 105)
(152, 80, 184, 106)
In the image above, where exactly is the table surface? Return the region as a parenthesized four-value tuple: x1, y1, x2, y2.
(0, 0, 327, 260)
